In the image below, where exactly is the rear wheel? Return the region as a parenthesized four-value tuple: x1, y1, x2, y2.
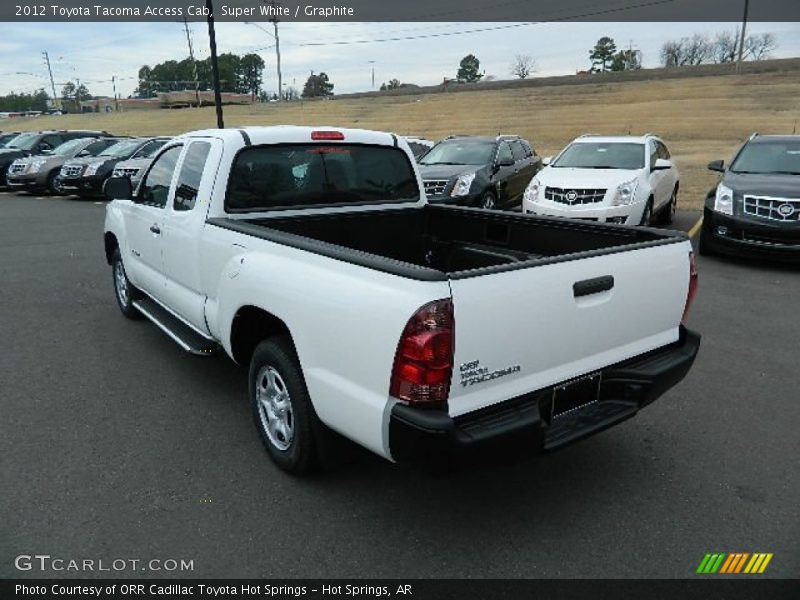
(662, 187, 678, 225)
(111, 248, 142, 319)
(639, 198, 654, 226)
(250, 337, 320, 474)
(698, 229, 714, 256)
(481, 191, 497, 209)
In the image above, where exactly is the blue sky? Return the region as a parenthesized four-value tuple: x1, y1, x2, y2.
(1, 21, 798, 98)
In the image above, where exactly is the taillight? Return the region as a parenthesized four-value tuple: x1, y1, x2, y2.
(311, 130, 344, 141)
(390, 299, 454, 407)
(682, 251, 698, 324)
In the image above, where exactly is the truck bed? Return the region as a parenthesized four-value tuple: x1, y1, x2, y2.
(208, 205, 687, 281)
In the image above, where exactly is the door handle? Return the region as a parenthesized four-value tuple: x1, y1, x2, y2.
(573, 275, 614, 298)
(149, 224, 161, 235)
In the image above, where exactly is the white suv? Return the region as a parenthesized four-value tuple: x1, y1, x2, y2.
(522, 134, 679, 226)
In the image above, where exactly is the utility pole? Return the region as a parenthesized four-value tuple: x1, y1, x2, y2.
(42, 51, 58, 108)
(206, 0, 224, 128)
(112, 75, 119, 112)
(736, 0, 750, 74)
(368, 61, 375, 89)
(264, 0, 283, 101)
(183, 17, 202, 107)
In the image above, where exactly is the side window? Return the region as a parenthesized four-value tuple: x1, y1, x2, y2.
(40, 135, 62, 151)
(648, 140, 658, 168)
(657, 142, 670, 159)
(138, 145, 182, 208)
(496, 142, 513, 164)
(510, 141, 527, 161)
(84, 141, 107, 155)
(174, 141, 212, 212)
(133, 140, 163, 159)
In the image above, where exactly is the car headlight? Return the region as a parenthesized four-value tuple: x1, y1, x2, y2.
(714, 183, 734, 215)
(85, 161, 105, 176)
(612, 178, 639, 206)
(523, 177, 541, 204)
(450, 172, 476, 197)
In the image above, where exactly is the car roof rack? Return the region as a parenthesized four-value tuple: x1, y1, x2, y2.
(577, 133, 601, 138)
(748, 132, 759, 140)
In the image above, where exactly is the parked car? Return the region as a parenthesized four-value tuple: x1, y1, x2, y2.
(110, 137, 172, 190)
(59, 137, 169, 197)
(700, 133, 800, 261)
(0, 132, 21, 147)
(418, 134, 542, 209)
(522, 134, 679, 226)
(6, 137, 124, 195)
(0, 130, 112, 188)
(103, 126, 700, 474)
(402, 136, 435, 161)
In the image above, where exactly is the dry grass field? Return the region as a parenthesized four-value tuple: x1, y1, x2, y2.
(7, 69, 800, 209)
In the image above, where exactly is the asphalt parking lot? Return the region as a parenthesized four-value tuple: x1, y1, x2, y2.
(1, 191, 798, 579)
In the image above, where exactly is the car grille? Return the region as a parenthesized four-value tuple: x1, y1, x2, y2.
(743, 195, 800, 222)
(545, 187, 607, 205)
(9, 163, 26, 174)
(423, 180, 449, 196)
(114, 168, 140, 178)
(61, 165, 84, 177)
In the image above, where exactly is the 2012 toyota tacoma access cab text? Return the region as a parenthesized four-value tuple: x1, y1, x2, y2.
(103, 126, 701, 474)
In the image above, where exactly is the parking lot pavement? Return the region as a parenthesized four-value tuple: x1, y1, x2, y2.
(1, 192, 798, 579)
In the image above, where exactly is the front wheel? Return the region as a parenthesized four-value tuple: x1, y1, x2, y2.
(698, 229, 714, 256)
(46, 170, 63, 195)
(250, 337, 320, 474)
(639, 198, 654, 226)
(111, 248, 141, 319)
(663, 188, 678, 225)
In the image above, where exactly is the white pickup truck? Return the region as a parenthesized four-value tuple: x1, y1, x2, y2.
(103, 126, 700, 474)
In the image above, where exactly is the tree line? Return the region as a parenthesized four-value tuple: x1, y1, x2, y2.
(134, 53, 265, 98)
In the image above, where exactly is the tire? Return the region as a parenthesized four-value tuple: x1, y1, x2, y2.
(662, 187, 678, 225)
(46, 170, 62, 195)
(481, 191, 497, 210)
(639, 198, 654, 226)
(698, 229, 714, 256)
(111, 248, 142, 319)
(250, 337, 320, 474)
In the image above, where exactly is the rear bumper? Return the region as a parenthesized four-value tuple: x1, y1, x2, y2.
(701, 208, 800, 262)
(389, 326, 700, 465)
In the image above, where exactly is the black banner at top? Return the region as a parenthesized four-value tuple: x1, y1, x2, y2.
(3, 0, 800, 22)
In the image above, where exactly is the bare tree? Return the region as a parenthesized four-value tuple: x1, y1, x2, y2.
(510, 54, 536, 79)
(682, 34, 712, 65)
(744, 32, 777, 60)
(660, 39, 684, 67)
(712, 29, 740, 63)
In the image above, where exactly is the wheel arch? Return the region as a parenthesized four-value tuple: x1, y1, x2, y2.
(104, 232, 119, 265)
(230, 305, 294, 367)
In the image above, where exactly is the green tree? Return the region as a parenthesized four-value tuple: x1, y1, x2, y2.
(589, 37, 617, 72)
(302, 72, 334, 98)
(238, 53, 265, 97)
(456, 54, 483, 83)
(0, 89, 50, 112)
(379, 78, 401, 91)
(610, 49, 642, 71)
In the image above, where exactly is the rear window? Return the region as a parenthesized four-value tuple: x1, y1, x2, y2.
(226, 144, 419, 212)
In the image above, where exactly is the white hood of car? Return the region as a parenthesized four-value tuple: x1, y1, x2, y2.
(536, 167, 640, 189)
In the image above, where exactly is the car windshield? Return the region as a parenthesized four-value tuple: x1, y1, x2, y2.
(98, 140, 141, 158)
(138, 140, 168, 158)
(52, 138, 91, 156)
(730, 140, 800, 175)
(0, 134, 18, 147)
(227, 143, 419, 211)
(419, 140, 495, 166)
(553, 142, 645, 169)
(6, 133, 40, 151)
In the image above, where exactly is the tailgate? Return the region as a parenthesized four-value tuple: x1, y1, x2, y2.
(447, 240, 692, 417)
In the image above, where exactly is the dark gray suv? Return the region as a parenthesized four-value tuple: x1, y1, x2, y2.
(701, 134, 800, 262)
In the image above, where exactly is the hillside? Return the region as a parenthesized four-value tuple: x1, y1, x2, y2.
(5, 65, 800, 210)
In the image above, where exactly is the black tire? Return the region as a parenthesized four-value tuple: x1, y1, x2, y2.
(662, 187, 678, 225)
(481, 191, 497, 210)
(698, 229, 714, 256)
(249, 337, 320, 474)
(111, 248, 142, 319)
(46, 170, 62, 195)
(639, 198, 654, 226)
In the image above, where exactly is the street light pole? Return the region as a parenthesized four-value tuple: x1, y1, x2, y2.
(42, 51, 58, 108)
(206, 0, 224, 128)
(368, 61, 375, 89)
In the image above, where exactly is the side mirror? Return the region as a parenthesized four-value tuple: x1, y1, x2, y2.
(77, 149, 91, 157)
(707, 159, 725, 172)
(652, 158, 672, 171)
(104, 176, 133, 201)
(496, 156, 515, 168)
(542, 156, 552, 166)
(39, 147, 53, 155)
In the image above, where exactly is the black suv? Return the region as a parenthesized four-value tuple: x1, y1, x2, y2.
(0, 130, 112, 187)
(418, 135, 542, 209)
(701, 134, 800, 262)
